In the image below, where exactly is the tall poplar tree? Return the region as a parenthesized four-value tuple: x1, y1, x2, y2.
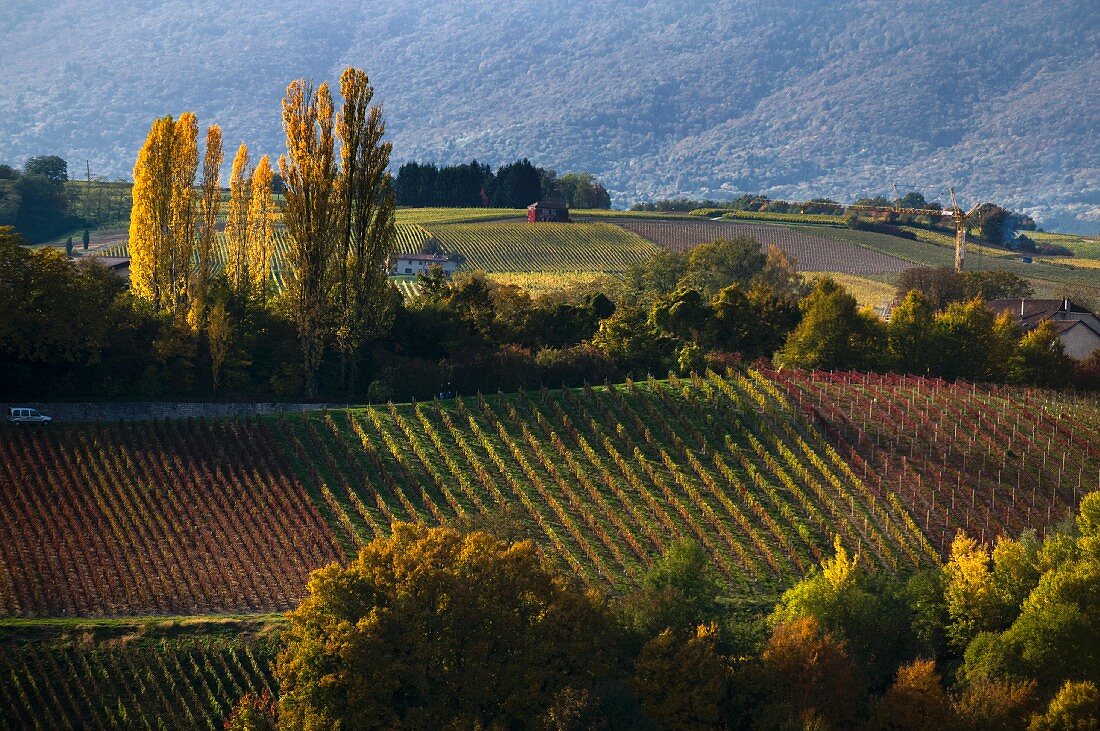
(130, 112, 199, 314)
(279, 80, 340, 398)
(225, 143, 252, 300)
(334, 67, 396, 394)
(247, 155, 276, 306)
(192, 124, 223, 320)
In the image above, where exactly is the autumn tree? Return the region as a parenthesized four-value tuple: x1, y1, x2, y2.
(279, 79, 340, 398)
(129, 112, 200, 314)
(225, 143, 252, 300)
(247, 155, 276, 306)
(749, 616, 865, 728)
(334, 67, 396, 394)
(275, 523, 613, 729)
(191, 124, 222, 320)
(876, 659, 958, 730)
(632, 624, 730, 730)
(774, 277, 887, 371)
(1029, 681, 1100, 731)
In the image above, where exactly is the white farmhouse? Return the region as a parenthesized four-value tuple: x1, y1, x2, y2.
(390, 253, 461, 277)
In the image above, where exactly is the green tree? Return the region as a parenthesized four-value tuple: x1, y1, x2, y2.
(81, 228, 89, 251)
(65, 236, 73, 256)
(774, 277, 887, 371)
(1028, 681, 1100, 731)
(276, 523, 613, 729)
(960, 270, 1033, 301)
(888, 290, 940, 374)
(1007, 320, 1074, 387)
(683, 237, 767, 297)
(770, 537, 913, 688)
(23, 155, 68, 182)
(490, 158, 541, 208)
(620, 539, 724, 639)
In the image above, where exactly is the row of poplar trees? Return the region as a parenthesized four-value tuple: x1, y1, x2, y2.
(128, 68, 395, 397)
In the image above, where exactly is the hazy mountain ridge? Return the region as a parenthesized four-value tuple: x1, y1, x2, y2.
(1, 0, 1096, 230)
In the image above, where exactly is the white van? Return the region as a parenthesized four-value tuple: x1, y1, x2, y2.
(7, 407, 52, 424)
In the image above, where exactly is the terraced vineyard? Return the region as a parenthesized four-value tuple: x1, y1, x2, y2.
(0, 418, 342, 616)
(426, 221, 661, 273)
(610, 219, 911, 274)
(0, 635, 277, 730)
(770, 369, 1100, 552)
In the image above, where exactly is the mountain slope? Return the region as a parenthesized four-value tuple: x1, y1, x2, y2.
(0, 0, 1096, 229)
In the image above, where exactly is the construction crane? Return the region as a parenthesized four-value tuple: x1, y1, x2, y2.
(837, 187, 981, 272)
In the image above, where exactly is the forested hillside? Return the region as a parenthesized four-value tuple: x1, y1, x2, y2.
(1, 0, 1096, 230)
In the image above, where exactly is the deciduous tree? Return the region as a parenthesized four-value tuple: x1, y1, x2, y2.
(247, 155, 276, 306)
(191, 124, 222, 320)
(275, 523, 612, 729)
(225, 143, 252, 300)
(279, 79, 340, 398)
(334, 67, 396, 395)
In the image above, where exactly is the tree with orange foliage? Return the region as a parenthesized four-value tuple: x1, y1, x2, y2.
(750, 616, 865, 729)
(876, 659, 958, 730)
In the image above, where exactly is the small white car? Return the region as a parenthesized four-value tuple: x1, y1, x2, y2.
(7, 407, 52, 424)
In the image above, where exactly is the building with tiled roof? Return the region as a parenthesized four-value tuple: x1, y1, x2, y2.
(987, 299, 1100, 359)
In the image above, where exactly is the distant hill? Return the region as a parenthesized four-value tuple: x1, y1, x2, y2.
(0, 0, 1096, 231)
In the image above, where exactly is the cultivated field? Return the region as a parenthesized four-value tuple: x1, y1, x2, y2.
(0, 630, 276, 730)
(0, 418, 341, 616)
(771, 369, 1100, 552)
(610, 219, 912, 274)
(425, 221, 661, 273)
(3, 371, 1098, 726)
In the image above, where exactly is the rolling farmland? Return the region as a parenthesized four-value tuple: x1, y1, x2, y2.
(610, 218, 912, 274)
(2, 371, 1098, 726)
(771, 369, 1100, 552)
(425, 221, 661, 273)
(0, 418, 342, 616)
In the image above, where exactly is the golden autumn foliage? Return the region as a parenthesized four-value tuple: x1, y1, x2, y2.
(753, 616, 863, 729)
(247, 155, 276, 305)
(876, 659, 958, 730)
(225, 142, 252, 299)
(632, 623, 730, 730)
(279, 78, 340, 398)
(130, 113, 200, 314)
(191, 123, 222, 322)
(275, 522, 612, 729)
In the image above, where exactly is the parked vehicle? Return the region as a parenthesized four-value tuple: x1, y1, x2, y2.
(7, 407, 52, 424)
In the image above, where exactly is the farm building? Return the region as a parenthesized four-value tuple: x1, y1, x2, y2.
(987, 298, 1100, 359)
(390, 252, 460, 277)
(527, 200, 569, 223)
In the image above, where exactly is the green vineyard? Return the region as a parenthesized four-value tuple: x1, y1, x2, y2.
(3, 370, 1099, 727)
(0, 634, 277, 730)
(425, 221, 661, 273)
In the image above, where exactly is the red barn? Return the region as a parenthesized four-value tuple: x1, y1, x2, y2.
(527, 200, 569, 222)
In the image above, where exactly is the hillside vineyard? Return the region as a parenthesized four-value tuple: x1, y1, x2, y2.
(2, 370, 1097, 618)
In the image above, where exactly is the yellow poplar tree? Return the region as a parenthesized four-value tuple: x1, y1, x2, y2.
(191, 124, 223, 321)
(280, 79, 340, 398)
(334, 67, 396, 394)
(225, 143, 252, 300)
(247, 155, 276, 305)
(130, 116, 176, 307)
(129, 113, 200, 314)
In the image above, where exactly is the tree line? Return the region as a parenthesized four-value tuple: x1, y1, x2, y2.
(0, 155, 134, 244)
(3, 223, 1098, 402)
(394, 158, 611, 209)
(228, 493, 1100, 729)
